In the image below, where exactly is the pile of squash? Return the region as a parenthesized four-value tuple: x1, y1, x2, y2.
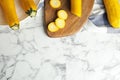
(48, 0, 82, 32)
(1, 0, 120, 30)
(0, 0, 37, 30)
(48, 0, 120, 33)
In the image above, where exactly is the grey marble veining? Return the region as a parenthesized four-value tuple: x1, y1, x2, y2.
(1, 1, 120, 80)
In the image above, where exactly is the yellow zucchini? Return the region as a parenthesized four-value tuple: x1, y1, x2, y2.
(48, 10, 68, 32)
(57, 10, 68, 20)
(55, 18, 65, 29)
(49, 0, 61, 8)
(20, 0, 37, 17)
(0, 0, 19, 30)
(103, 0, 120, 28)
(48, 22, 59, 32)
(71, 0, 82, 17)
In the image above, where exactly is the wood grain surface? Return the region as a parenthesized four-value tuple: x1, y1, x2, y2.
(44, 0, 94, 37)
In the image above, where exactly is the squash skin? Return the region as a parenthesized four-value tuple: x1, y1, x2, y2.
(103, 0, 120, 28)
(20, 0, 37, 17)
(71, 0, 82, 17)
(0, 0, 19, 30)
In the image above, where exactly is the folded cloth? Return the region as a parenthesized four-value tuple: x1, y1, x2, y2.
(38, 0, 44, 9)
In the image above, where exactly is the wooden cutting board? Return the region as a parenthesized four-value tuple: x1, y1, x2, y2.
(44, 0, 94, 37)
(0, 0, 40, 25)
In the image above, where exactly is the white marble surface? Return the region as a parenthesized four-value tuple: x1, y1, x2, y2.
(1, 4, 120, 80)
